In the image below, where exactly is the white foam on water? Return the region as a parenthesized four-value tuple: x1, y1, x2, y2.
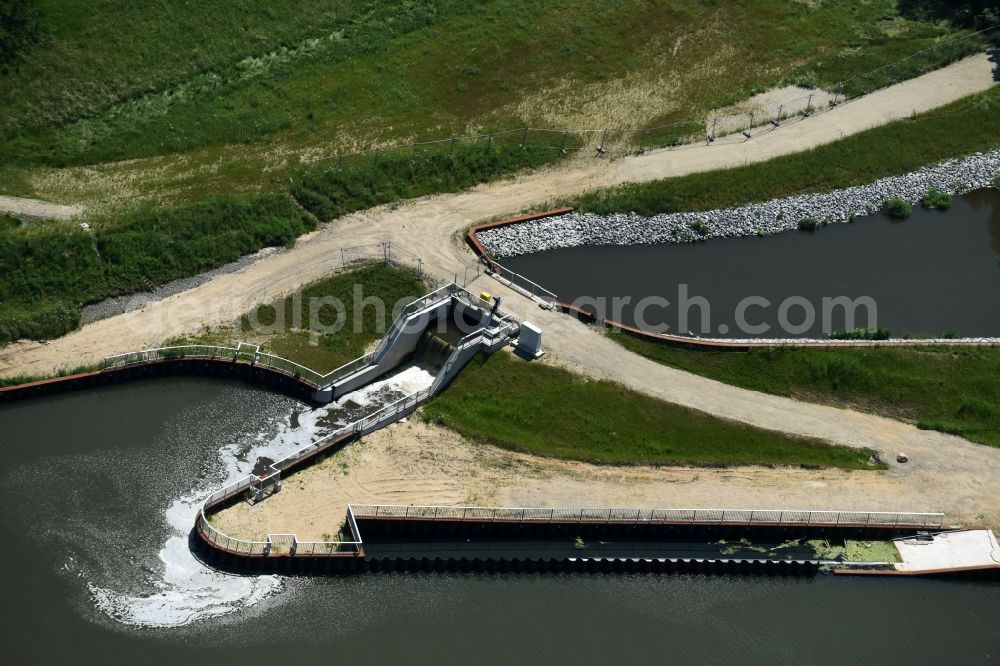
(86, 364, 435, 628)
(357, 364, 435, 402)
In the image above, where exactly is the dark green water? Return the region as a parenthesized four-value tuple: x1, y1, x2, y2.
(1, 378, 998, 664)
(503, 189, 1000, 338)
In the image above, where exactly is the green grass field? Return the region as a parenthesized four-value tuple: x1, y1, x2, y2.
(611, 331, 1000, 448)
(423, 351, 880, 469)
(569, 86, 1000, 216)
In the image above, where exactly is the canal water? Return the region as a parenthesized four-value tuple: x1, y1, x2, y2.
(503, 189, 1000, 338)
(1, 378, 998, 663)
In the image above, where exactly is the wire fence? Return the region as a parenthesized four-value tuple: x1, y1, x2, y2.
(301, 28, 996, 168)
(339, 241, 429, 277)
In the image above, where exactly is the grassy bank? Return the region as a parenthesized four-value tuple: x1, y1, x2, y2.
(167, 262, 428, 373)
(0, 194, 315, 345)
(0, 363, 100, 389)
(570, 86, 1000, 216)
(611, 331, 1000, 448)
(423, 352, 880, 470)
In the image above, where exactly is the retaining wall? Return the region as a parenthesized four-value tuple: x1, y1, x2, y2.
(353, 515, 935, 543)
(191, 512, 941, 577)
(0, 357, 319, 405)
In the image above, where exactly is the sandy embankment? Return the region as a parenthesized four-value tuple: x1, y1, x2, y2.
(211, 419, 999, 542)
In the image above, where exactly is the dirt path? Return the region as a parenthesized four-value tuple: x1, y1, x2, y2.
(0, 195, 85, 221)
(3, 54, 995, 379)
(212, 419, 999, 542)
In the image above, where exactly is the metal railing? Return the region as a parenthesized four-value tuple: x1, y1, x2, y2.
(366, 282, 460, 364)
(198, 387, 436, 556)
(338, 241, 427, 277)
(486, 258, 558, 305)
(99, 282, 483, 391)
(322, 351, 375, 386)
(429, 330, 486, 394)
(197, 514, 363, 556)
(102, 344, 328, 387)
(348, 505, 946, 529)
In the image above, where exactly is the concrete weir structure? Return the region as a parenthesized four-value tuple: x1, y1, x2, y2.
(314, 283, 513, 402)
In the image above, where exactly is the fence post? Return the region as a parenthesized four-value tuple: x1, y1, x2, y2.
(597, 128, 608, 154)
(560, 131, 568, 153)
(521, 126, 528, 147)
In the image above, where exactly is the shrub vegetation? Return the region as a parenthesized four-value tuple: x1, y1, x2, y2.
(921, 187, 952, 209)
(688, 219, 708, 236)
(882, 197, 912, 219)
(830, 327, 892, 340)
(293, 143, 559, 221)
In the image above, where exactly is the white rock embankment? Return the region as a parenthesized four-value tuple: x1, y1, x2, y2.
(477, 151, 1000, 258)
